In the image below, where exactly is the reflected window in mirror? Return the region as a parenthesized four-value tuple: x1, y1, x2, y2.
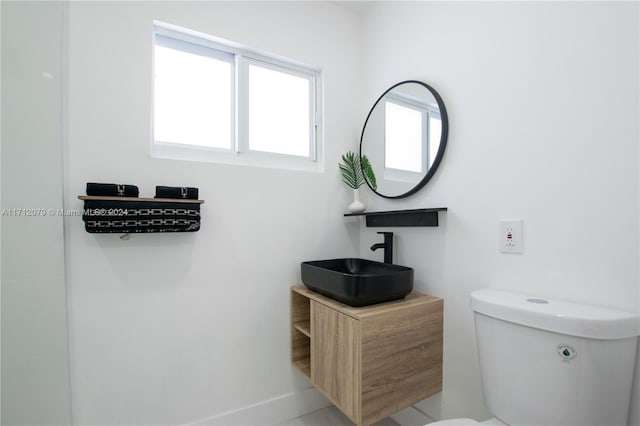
(429, 113, 442, 168)
(383, 94, 442, 184)
(385, 99, 424, 174)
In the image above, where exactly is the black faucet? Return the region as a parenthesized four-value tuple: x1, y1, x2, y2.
(371, 232, 393, 264)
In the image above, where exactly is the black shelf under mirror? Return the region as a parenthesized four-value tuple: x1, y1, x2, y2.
(344, 208, 447, 227)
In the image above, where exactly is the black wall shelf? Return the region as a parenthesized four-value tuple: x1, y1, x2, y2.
(344, 208, 447, 227)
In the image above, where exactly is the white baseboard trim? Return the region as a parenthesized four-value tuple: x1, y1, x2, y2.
(391, 405, 435, 426)
(188, 387, 331, 426)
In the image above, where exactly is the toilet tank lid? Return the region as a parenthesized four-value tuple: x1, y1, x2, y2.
(470, 289, 640, 340)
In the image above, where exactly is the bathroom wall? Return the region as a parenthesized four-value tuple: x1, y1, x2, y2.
(1, 1, 72, 424)
(64, 2, 361, 424)
(359, 2, 639, 423)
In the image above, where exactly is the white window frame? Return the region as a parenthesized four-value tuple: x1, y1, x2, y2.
(151, 21, 323, 172)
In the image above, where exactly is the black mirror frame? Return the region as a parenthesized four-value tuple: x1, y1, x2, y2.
(359, 80, 449, 199)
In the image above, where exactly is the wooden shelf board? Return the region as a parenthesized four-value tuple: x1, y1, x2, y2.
(294, 321, 311, 337)
(292, 359, 311, 379)
(79, 195, 204, 204)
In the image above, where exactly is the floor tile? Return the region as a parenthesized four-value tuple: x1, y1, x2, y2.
(276, 406, 400, 426)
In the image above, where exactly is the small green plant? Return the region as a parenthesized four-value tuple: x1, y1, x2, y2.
(339, 151, 377, 190)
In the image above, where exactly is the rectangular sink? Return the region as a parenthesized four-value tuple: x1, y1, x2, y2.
(300, 258, 414, 307)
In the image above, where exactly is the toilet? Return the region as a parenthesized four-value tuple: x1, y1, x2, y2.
(428, 288, 640, 426)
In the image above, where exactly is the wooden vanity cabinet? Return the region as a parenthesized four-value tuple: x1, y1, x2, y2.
(290, 285, 443, 426)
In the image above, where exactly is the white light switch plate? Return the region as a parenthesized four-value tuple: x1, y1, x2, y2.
(500, 219, 523, 254)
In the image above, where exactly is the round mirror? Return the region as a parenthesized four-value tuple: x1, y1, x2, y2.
(360, 80, 449, 199)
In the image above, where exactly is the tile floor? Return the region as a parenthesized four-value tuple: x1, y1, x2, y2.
(276, 406, 400, 426)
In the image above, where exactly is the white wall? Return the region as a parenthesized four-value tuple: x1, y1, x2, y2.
(359, 1, 639, 423)
(64, 2, 361, 424)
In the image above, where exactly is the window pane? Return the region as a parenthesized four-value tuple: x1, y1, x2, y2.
(248, 64, 310, 157)
(385, 101, 423, 172)
(429, 115, 442, 167)
(154, 44, 232, 149)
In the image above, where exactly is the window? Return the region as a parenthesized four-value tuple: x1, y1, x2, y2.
(154, 34, 234, 150)
(152, 22, 321, 170)
(247, 63, 312, 157)
(382, 93, 440, 182)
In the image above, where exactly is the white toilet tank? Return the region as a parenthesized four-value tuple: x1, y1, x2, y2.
(470, 289, 639, 426)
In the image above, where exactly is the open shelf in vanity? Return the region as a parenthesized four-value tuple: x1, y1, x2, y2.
(290, 290, 312, 379)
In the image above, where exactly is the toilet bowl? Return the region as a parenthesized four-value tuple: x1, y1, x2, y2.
(425, 289, 639, 426)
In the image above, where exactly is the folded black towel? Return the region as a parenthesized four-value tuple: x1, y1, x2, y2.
(86, 182, 139, 197)
(155, 186, 199, 200)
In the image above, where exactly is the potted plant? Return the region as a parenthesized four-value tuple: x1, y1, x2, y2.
(339, 151, 377, 213)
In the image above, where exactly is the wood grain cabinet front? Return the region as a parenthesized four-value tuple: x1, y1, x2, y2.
(290, 285, 443, 426)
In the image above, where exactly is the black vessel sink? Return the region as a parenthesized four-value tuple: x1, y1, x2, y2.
(301, 258, 414, 307)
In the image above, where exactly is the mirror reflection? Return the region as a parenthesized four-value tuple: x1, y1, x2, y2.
(360, 80, 448, 198)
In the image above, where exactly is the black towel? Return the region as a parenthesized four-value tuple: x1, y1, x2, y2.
(155, 186, 199, 200)
(86, 182, 139, 197)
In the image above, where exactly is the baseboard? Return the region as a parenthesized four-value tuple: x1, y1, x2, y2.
(391, 405, 435, 426)
(188, 387, 331, 426)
